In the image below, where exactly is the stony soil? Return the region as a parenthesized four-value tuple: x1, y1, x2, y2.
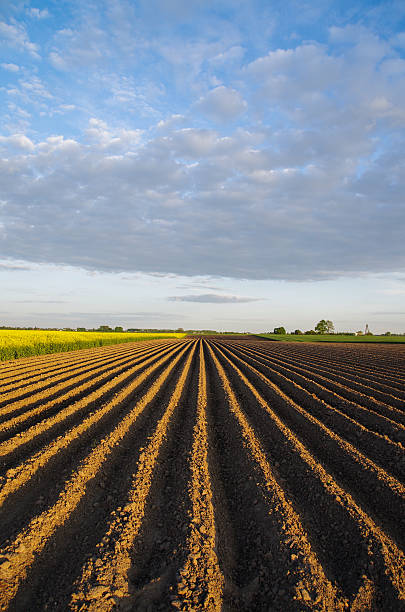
(0, 337, 404, 611)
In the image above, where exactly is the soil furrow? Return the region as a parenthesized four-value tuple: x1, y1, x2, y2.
(207, 342, 354, 611)
(68, 341, 197, 611)
(218, 343, 405, 477)
(0, 340, 174, 396)
(172, 342, 224, 611)
(0, 342, 191, 611)
(0, 342, 181, 449)
(229, 342, 405, 433)
(209, 342, 405, 607)
(0, 343, 189, 515)
(2, 343, 194, 611)
(0, 337, 403, 611)
(232, 342, 405, 409)
(0, 340, 171, 380)
(246, 341, 405, 383)
(0, 342, 179, 420)
(210, 342, 405, 547)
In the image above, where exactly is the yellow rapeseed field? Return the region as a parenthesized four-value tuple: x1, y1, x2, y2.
(0, 330, 185, 361)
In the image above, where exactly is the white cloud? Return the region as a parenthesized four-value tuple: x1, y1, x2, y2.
(169, 294, 260, 303)
(156, 115, 187, 132)
(27, 8, 50, 19)
(49, 24, 109, 70)
(49, 51, 67, 70)
(19, 76, 53, 99)
(0, 133, 34, 150)
(58, 104, 76, 112)
(85, 118, 143, 151)
(0, 20, 40, 58)
(195, 86, 247, 122)
(157, 36, 241, 87)
(0, 18, 404, 284)
(1, 63, 20, 72)
(210, 45, 245, 65)
(4, 76, 54, 118)
(390, 32, 405, 49)
(247, 32, 405, 129)
(0, 104, 404, 282)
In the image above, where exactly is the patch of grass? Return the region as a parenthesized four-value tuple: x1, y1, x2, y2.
(256, 334, 405, 343)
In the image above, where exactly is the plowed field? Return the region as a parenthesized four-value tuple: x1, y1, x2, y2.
(0, 337, 404, 611)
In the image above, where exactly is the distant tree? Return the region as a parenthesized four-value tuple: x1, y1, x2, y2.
(114, 326, 123, 332)
(273, 326, 286, 335)
(315, 319, 334, 334)
(305, 330, 316, 335)
(384, 331, 392, 336)
(98, 325, 112, 332)
(77, 327, 86, 332)
(293, 329, 303, 335)
(176, 327, 184, 332)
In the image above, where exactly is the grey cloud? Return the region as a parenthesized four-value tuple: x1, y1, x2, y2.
(195, 86, 247, 122)
(1, 35, 405, 283)
(169, 294, 260, 303)
(0, 119, 404, 281)
(175, 284, 221, 291)
(0, 263, 33, 271)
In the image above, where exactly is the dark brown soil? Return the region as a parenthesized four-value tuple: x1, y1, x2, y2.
(0, 338, 404, 611)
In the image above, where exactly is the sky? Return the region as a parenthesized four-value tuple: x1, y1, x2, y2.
(0, 0, 404, 333)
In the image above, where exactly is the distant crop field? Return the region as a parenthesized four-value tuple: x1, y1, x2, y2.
(257, 334, 405, 343)
(0, 330, 186, 362)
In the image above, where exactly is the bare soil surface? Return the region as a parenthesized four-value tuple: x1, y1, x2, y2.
(0, 338, 404, 611)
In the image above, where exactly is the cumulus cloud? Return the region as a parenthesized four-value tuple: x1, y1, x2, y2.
(0, 133, 34, 150)
(0, 105, 404, 282)
(195, 86, 247, 122)
(85, 118, 143, 150)
(168, 294, 260, 303)
(0, 26, 404, 283)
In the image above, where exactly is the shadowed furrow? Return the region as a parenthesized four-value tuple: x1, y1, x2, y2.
(0, 340, 176, 400)
(0, 341, 192, 610)
(0, 342, 183, 457)
(69, 342, 198, 611)
(0, 337, 403, 611)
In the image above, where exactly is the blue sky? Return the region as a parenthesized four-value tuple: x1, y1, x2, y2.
(0, 0, 404, 332)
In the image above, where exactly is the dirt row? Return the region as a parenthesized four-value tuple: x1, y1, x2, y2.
(251, 340, 405, 380)
(0, 338, 404, 611)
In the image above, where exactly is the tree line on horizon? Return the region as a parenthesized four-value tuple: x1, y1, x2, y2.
(0, 321, 401, 336)
(271, 320, 396, 336)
